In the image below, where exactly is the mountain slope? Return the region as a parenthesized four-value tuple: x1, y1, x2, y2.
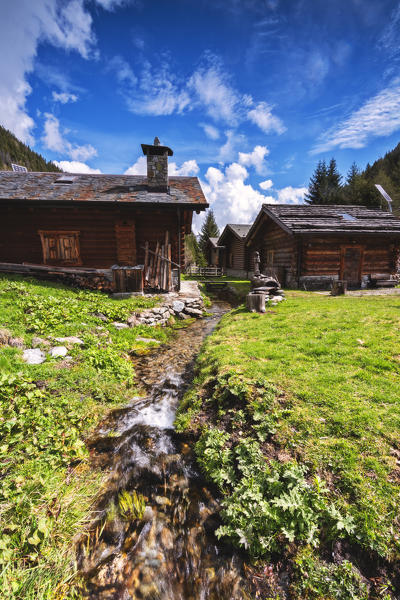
(0, 125, 61, 172)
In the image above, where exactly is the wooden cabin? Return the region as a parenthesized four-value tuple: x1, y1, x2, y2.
(246, 204, 400, 289)
(205, 237, 223, 267)
(0, 138, 208, 291)
(218, 224, 251, 278)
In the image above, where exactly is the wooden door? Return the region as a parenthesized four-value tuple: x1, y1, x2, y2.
(115, 221, 136, 266)
(341, 246, 363, 288)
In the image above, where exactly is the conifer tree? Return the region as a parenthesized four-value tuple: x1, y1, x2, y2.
(304, 160, 328, 204)
(198, 210, 220, 253)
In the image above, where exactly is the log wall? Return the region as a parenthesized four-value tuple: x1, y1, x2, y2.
(247, 217, 296, 284)
(0, 202, 190, 269)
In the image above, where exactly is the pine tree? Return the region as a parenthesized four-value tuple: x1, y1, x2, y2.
(198, 210, 220, 254)
(185, 233, 206, 267)
(305, 158, 344, 204)
(304, 160, 328, 204)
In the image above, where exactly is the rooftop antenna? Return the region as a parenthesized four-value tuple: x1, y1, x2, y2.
(11, 163, 27, 173)
(375, 184, 393, 213)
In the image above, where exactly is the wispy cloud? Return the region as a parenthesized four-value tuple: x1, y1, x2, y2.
(52, 91, 78, 104)
(43, 113, 97, 161)
(312, 79, 400, 153)
(110, 52, 285, 134)
(247, 102, 286, 134)
(200, 123, 220, 140)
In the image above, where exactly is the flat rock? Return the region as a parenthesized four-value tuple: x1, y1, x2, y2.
(184, 307, 203, 316)
(23, 348, 46, 364)
(113, 322, 129, 330)
(54, 336, 84, 345)
(8, 337, 24, 349)
(32, 336, 49, 348)
(172, 300, 185, 313)
(50, 346, 68, 358)
(177, 312, 190, 320)
(136, 336, 161, 344)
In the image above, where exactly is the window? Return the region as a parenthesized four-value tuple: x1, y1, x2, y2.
(266, 249, 274, 266)
(38, 231, 81, 265)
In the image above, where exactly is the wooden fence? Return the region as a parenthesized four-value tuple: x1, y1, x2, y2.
(186, 265, 224, 277)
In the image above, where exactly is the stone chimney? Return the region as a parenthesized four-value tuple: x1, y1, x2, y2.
(141, 137, 173, 191)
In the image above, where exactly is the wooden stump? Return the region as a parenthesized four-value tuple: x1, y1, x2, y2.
(246, 293, 266, 313)
(331, 280, 347, 296)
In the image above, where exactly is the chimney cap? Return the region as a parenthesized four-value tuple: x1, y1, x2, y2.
(141, 139, 173, 156)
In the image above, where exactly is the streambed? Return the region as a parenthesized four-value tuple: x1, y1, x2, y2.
(76, 302, 255, 599)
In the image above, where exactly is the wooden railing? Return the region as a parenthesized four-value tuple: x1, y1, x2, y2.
(186, 265, 224, 277)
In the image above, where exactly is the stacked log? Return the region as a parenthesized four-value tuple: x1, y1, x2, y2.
(143, 232, 174, 292)
(246, 276, 286, 313)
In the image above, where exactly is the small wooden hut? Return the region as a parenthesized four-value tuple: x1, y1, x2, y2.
(246, 204, 400, 289)
(218, 224, 251, 277)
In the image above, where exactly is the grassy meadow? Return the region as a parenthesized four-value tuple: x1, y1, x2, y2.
(0, 274, 172, 599)
(176, 291, 400, 598)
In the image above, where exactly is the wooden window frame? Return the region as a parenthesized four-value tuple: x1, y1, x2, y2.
(38, 230, 82, 266)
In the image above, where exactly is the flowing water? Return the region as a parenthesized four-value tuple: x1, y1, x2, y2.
(76, 302, 254, 600)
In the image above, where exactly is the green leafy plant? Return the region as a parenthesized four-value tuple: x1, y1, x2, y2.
(118, 490, 146, 521)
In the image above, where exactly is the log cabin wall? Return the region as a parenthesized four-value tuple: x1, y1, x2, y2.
(222, 232, 248, 276)
(247, 217, 296, 285)
(0, 202, 189, 269)
(300, 235, 399, 289)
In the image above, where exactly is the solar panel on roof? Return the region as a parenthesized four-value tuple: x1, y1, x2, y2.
(340, 212, 357, 221)
(11, 164, 27, 172)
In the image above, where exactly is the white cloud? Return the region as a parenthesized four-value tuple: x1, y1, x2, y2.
(218, 129, 247, 164)
(275, 186, 307, 204)
(94, 0, 128, 8)
(238, 145, 269, 174)
(108, 55, 137, 87)
(188, 64, 240, 124)
(124, 156, 199, 176)
(201, 161, 270, 227)
(52, 91, 78, 104)
(312, 79, 400, 153)
(248, 101, 286, 135)
(200, 123, 220, 140)
(43, 113, 97, 161)
(0, 0, 98, 144)
(53, 160, 102, 174)
(259, 179, 273, 190)
(124, 156, 147, 175)
(169, 160, 199, 176)
(126, 60, 190, 116)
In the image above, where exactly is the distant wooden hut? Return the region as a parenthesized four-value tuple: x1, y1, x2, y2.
(218, 224, 251, 277)
(0, 138, 208, 291)
(246, 204, 400, 289)
(205, 237, 223, 267)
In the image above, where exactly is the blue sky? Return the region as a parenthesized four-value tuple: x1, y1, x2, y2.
(1, 0, 400, 230)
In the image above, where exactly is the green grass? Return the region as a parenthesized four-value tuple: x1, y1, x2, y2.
(183, 274, 251, 298)
(176, 291, 400, 596)
(0, 274, 172, 599)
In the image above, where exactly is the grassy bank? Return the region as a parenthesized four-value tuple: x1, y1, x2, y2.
(0, 275, 174, 599)
(176, 291, 400, 598)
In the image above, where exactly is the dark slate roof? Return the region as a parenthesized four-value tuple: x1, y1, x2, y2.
(247, 204, 400, 239)
(219, 223, 252, 244)
(208, 237, 220, 248)
(0, 171, 208, 208)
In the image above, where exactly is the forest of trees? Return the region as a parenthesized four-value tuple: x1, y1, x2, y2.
(306, 142, 400, 213)
(0, 125, 61, 173)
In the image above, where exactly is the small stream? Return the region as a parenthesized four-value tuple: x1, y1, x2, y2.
(76, 302, 254, 600)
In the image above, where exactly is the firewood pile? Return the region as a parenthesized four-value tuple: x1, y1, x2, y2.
(143, 231, 176, 292)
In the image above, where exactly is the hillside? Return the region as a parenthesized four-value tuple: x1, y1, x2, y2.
(361, 141, 400, 210)
(0, 125, 61, 173)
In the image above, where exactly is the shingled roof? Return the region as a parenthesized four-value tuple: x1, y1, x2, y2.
(247, 204, 400, 241)
(219, 224, 252, 244)
(0, 171, 208, 208)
